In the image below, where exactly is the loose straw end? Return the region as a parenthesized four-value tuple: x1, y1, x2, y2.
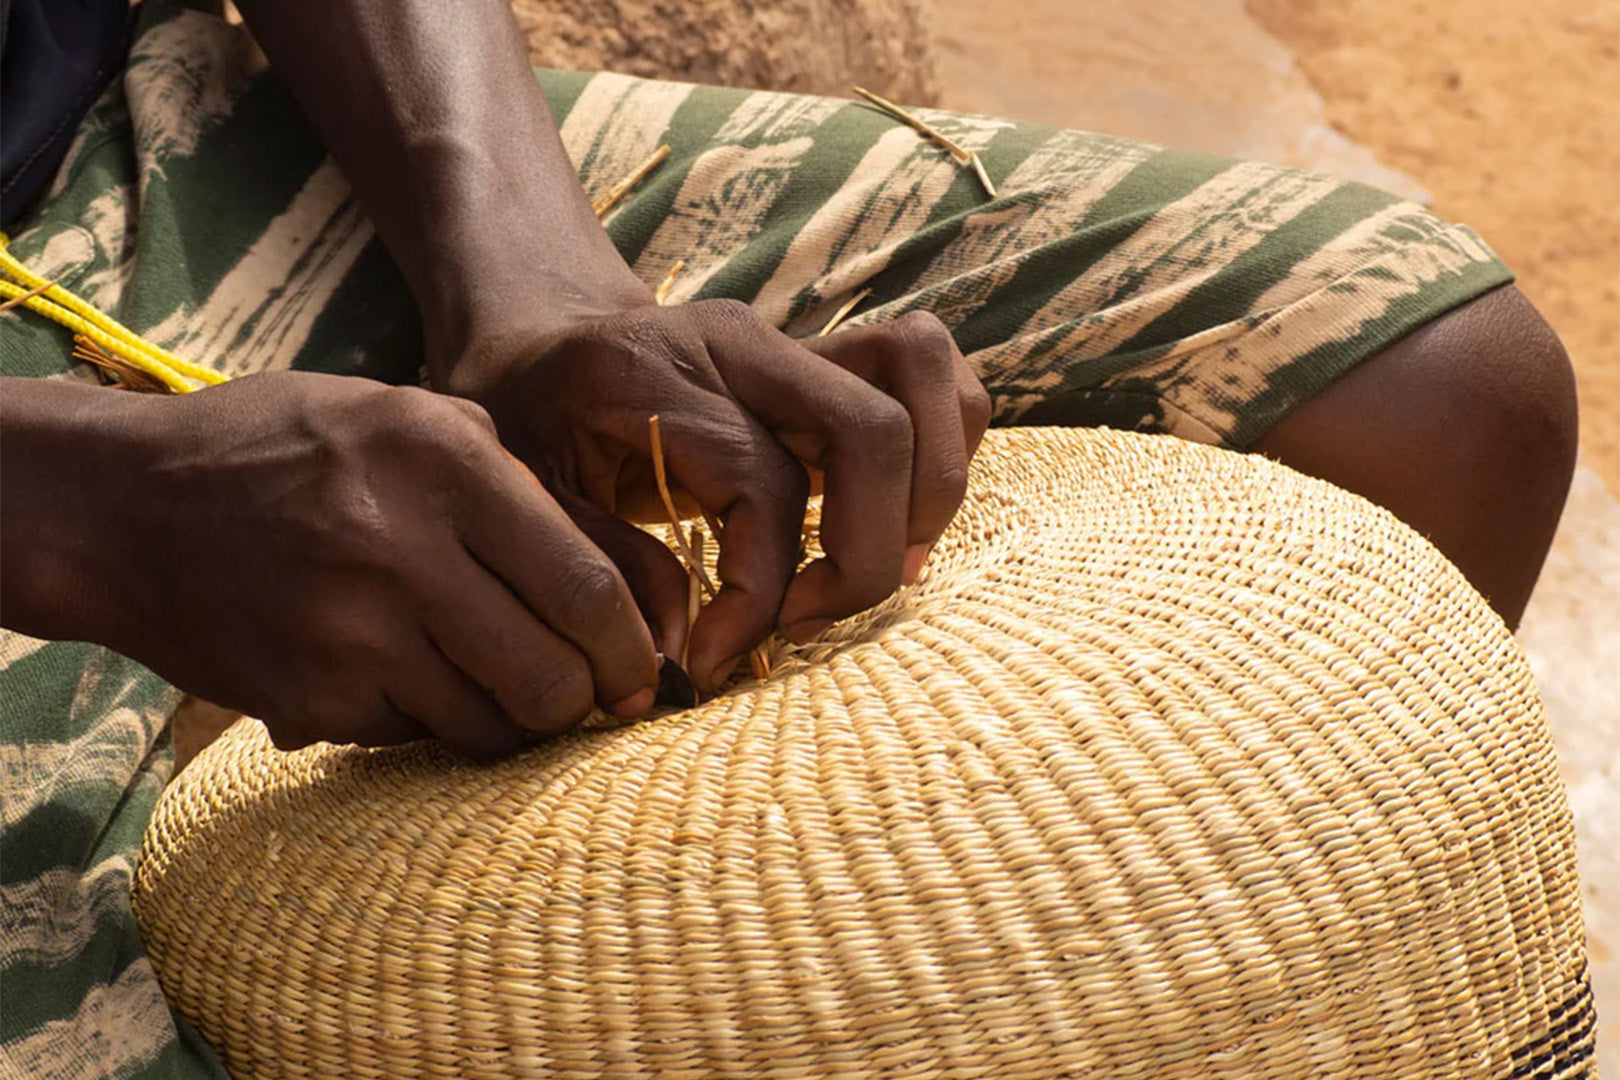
(969, 153, 999, 199)
(647, 413, 774, 688)
(654, 259, 686, 307)
(851, 84, 996, 201)
(593, 143, 672, 219)
(648, 414, 716, 598)
(817, 288, 873, 337)
(0, 277, 58, 314)
(71, 334, 176, 394)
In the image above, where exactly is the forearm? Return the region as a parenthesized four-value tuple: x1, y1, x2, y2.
(0, 378, 135, 642)
(231, 0, 649, 375)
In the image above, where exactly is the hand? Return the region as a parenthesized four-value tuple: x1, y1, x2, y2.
(444, 299, 992, 691)
(37, 372, 660, 755)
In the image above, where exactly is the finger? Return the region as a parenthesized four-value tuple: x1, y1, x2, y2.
(387, 638, 531, 758)
(269, 695, 426, 752)
(703, 314, 914, 642)
(803, 311, 981, 565)
(618, 401, 807, 689)
(422, 554, 605, 737)
(564, 496, 692, 663)
(453, 449, 658, 713)
(957, 362, 993, 457)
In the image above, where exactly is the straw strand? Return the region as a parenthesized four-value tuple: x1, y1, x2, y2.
(851, 86, 998, 198)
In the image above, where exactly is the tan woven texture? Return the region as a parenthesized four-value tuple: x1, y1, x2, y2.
(134, 427, 1594, 1079)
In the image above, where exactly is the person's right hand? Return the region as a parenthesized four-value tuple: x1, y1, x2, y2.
(54, 371, 659, 756)
(442, 301, 993, 693)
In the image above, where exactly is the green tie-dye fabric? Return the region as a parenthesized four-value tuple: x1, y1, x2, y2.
(0, 3, 1512, 1075)
(0, 638, 226, 1078)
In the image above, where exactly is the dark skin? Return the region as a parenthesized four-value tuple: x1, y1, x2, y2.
(0, 0, 989, 756)
(4, 374, 654, 757)
(0, 0, 1577, 756)
(227, 0, 989, 682)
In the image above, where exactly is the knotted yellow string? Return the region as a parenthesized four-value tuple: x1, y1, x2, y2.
(0, 233, 227, 393)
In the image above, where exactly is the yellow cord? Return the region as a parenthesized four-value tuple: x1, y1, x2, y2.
(0, 233, 228, 393)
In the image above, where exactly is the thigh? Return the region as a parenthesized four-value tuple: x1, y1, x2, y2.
(0, 630, 229, 1077)
(553, 71, 1513, 449)
(3, 7, 1513, 452)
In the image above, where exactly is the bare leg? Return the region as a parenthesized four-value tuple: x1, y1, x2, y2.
(1253, 285, 1578, 629)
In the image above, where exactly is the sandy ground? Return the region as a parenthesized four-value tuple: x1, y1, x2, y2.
(932, 0, 1619, 1069)
(1250, 0, 1620, 497)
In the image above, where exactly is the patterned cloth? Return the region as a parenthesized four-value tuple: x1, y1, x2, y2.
(0, 3, 1514, 1076)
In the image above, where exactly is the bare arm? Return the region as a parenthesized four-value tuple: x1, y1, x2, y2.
(230, 0, 646, 371)
(0, 0, 986, 754)
(234, 0, 990, 687)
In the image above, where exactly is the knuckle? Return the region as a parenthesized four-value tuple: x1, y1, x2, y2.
(698, 421, 808, 508)
(611, 307, 665, 342)
(851, 394, 914, 437)
(378, 385, 441, 429)
(695, 297, 757, 325)
(445, 394, 499, 436)
(377, 387, 487, 459)
(552, 558, 627, 621)
(844, 395, 915, 462)
(753, 446, 811, 505)
(609, 311, 710, 375)
(931, 462, 972, 508)
(891, 310, 958, 360)
(328, 620, 396, 673)
(509, 659, 594, 733)
(959, 377, 993, 429)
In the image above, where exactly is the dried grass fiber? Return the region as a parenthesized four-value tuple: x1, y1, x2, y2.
(133, 426, 1592, 1079)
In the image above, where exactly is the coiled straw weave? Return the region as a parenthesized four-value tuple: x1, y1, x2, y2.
(134, 427, 1595, 1079)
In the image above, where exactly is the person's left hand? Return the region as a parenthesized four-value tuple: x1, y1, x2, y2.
(440, 298, 991, 690)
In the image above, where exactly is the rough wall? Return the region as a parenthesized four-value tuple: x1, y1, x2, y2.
(509, 0, 940, 105)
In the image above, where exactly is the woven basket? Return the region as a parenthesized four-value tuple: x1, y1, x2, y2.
(133, 427, 1595, 1079)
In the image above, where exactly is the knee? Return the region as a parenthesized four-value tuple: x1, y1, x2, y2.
(1452, 285, 1575, 449)
(1404, 287, 1578, 516)
(1256, 285, 1578, 627)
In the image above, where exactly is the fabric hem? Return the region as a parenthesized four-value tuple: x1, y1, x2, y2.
(1170, 221, 1517, 449)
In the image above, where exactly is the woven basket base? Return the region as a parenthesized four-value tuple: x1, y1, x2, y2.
(134, 427, 1595, 1079)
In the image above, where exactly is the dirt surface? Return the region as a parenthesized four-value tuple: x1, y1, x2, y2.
(1248, 0, 1620, 495)
(510, 0, 939, 104)
(929, 0, 1428, 199)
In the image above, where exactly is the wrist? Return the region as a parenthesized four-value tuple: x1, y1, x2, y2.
(0, 379, 156, 644)
(425, 256, 654, 402)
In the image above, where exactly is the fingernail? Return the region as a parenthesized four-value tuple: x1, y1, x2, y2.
(609, 686, 656, 718)
(782, 617, 834, 645)
(902, 543, 933, 586)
